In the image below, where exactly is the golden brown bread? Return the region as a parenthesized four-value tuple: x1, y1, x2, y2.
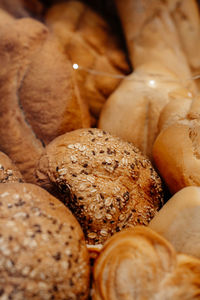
(36, 128, 164, 245)
(92, 226, 200, 300)
(99, 0, 196, 158)
(153, 95, 200, 194)
(149, 186, 200, 259)
(0, 10, 90, 183)
(45, 0, 130, 119)
(0, 183, 90, 299)
(0, 151, 23, 183)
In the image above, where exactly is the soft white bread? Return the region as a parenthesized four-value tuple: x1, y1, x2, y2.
(0, 183, 90, 299)
(149, 186, 200, 258)
(92, 226, 200, 300)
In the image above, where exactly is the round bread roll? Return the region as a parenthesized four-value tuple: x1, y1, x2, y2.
(153, 94, 200, 194)
(36, 128, 164, 245)
(149, 186, 200, 259)
(92, 226, 200, 300)
(0, 183, 90, 299)
(0, 151, 23, 183)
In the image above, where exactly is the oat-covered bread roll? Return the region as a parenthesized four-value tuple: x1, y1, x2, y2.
(149, 186, 200, 259)
(0, 10, 90, 183)
(45, 0, 130, 119)
(0, 183, 90, 299)
(153, 94, 200, 194)
(99, 0, 196, 157)
(0, 151, 23, 183)
(92, 226, 200, 300)
(36, 128, 164, 245)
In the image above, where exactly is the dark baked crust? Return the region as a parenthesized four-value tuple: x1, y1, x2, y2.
(36, 128, 164, 244)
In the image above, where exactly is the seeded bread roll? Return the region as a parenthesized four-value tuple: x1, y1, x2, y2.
(36, 128, 164, 245)
(92, 226, 200, 300)
(0, 183, 90, 299)
(0, 151, 23, 183)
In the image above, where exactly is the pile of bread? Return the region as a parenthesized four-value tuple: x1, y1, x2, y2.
(0, 0, 200, 299)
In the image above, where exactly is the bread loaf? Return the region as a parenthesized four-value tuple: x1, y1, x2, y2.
(99, 0, 196, 158)
(0, 10, 90, 183)
(36, 128, 164, 245)
(45, 0, 130, 119)
(92, 226, 200, 300)
(0, 183, 90, 299)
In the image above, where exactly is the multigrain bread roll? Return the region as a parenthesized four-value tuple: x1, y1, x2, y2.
(92, 226, 200, 300)
(149, 186, 200, 259)
(45, 0, 130, 119)
(0, 10, 90, 183)
(99, 0, 196, 158)
(0, 183, 90, 299)
(0, 152, 23, 183)
(36, 128, 164, 245)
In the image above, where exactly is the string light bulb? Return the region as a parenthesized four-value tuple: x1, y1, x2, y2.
(73, 63, 79, 70)
(148, 79, 156, 88)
